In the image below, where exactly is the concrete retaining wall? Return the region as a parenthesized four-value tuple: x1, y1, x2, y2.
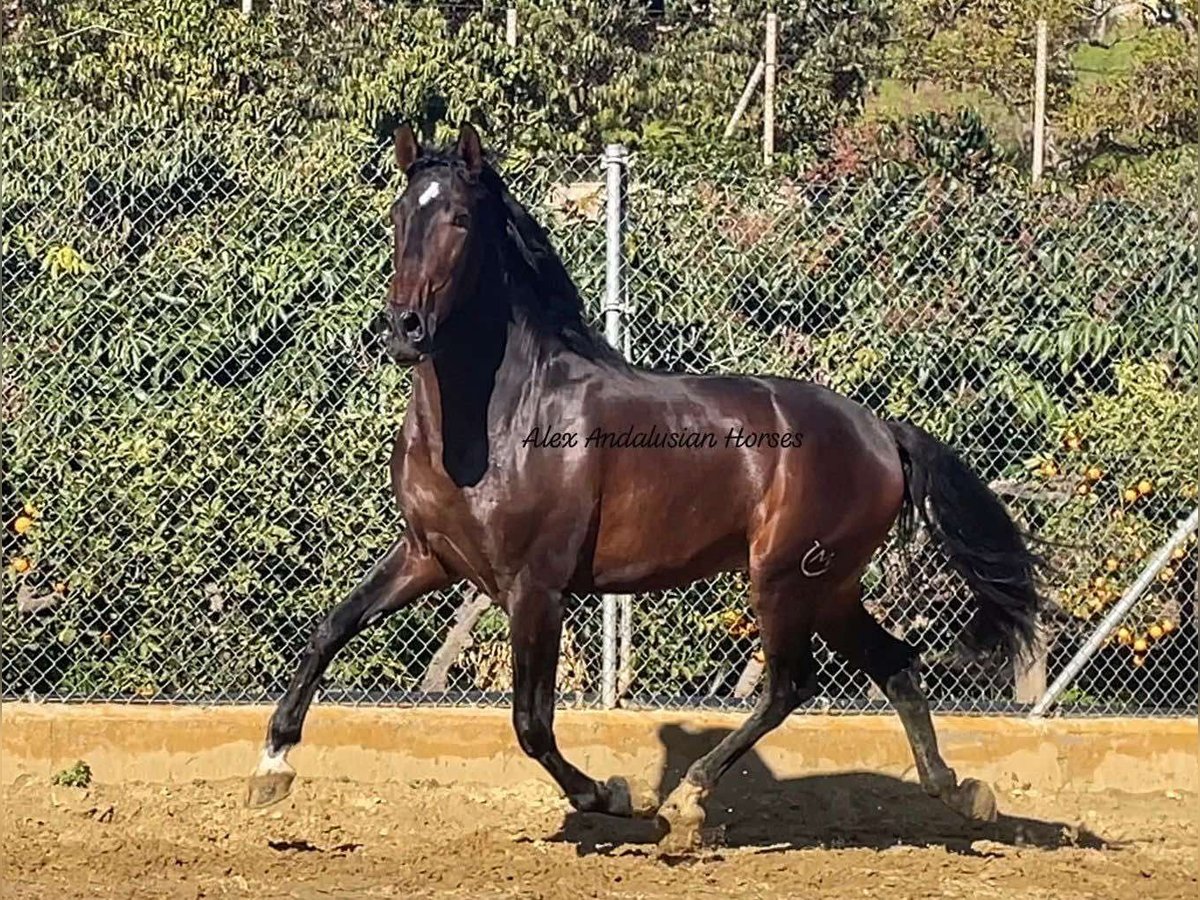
(2, 704, 1196, 794)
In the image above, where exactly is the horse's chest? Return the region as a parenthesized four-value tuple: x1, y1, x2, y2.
(401, 468, 529, 583)
(396, 424, 593, 594)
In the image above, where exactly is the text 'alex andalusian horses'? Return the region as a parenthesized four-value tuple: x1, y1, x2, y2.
(247, 123, 1045, 851)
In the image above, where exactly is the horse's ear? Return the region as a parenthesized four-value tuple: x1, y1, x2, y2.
(456, 121, 484, 176)
(394, 124, 421, 176)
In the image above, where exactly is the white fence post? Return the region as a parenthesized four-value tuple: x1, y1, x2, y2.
(1031, 18, 1047, 184)
(724, 59, 765, 139)
(241, 0, 252, 16)
(602, 144, 630, 708)
(506, 5, 517, 48)
(763, 12, 777, 166)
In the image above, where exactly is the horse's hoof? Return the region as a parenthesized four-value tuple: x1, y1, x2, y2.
(655, 822, 703, 856)
(654, 780, 707, 854)
(245, 771, 295, 809)
(604, 775, 660, 819)
(946, 777, 998, 823)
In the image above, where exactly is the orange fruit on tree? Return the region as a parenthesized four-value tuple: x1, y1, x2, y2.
(13, 515, 33, 534)
(1122, 488, 1138, 502)
(1148, 624, 1164, 640)
(1158, 567, 1174, 582)
(10, 556, 30, 574)
(1171, 546, 1186, 561)
(1117, 627, 1132, 645)
(53, 581, 68, 595)
(1085, 466, 1103, 482)
(22, 502, 37, 518)
(1076, 483, 1091, 496)
(1161, 620, 1176, 634)
(1105, 557, 1120, 572)
(1133, 637, 1148, 653)
(1133, 654, 1145, 668)
(1137, 479, 1153, 496)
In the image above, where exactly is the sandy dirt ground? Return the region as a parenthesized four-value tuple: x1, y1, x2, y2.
(3, 770, 1197, 899)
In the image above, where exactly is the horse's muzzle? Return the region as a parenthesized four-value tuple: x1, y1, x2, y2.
(387, 333, 427, 366)
(386, 308, 435, 365)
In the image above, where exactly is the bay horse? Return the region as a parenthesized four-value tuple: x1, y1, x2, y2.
(247, 123, 1043, 850)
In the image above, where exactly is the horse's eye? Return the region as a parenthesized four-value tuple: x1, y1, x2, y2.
(451, 213, 470, 229)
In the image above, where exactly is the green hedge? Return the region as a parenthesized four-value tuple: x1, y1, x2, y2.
(614, 159, 1197, 705)
(2, 101, 1195, 707)
(0, 107, 601, 698)
(2, 0, 890, 161)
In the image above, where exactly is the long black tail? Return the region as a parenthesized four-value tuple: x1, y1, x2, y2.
(887, 420, 1045, 662)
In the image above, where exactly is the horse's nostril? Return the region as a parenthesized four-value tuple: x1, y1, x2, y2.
(400, 312, 423, 338)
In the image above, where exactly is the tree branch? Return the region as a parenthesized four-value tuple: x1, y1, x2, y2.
(420, 589, 492, 693)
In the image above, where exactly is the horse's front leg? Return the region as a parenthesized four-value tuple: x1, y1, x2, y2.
(246, 535, 452, 807)
(507, 585, 654, 818)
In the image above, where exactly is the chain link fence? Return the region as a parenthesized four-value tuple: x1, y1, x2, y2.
(614, 155, 1198, 714)
(2, 107, 1197, 715)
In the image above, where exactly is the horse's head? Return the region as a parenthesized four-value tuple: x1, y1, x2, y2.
(386, 122, 492, 365)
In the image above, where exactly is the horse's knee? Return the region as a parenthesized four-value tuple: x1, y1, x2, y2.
(307, 619, 339, 656)
(765, 659, 817, 721)
(867, 631, 919, 681)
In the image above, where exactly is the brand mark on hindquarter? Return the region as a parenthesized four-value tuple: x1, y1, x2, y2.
(800, 539, 834, 577)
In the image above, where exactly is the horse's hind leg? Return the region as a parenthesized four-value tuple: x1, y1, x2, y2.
(817, 594, 998, 822)
(507, 586, 656, 818)
(246, 536, 452, 808)
(656, 577, 817, 851)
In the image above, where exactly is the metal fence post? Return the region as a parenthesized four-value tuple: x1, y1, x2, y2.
(601, 144, 629, 708)
(1028, 507, 1200, 718)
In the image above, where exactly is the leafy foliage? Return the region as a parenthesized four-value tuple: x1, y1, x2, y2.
(1062, 28, 1198, 159)
(1, 0, 890, 159)
(52, 760, 93, 787)
(886, 0, 1080, 108)
(1, 2, 1195, 708)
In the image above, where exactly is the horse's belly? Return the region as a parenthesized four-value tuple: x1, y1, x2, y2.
(580, 463, 753, 593)
(583, 532, 748, 594)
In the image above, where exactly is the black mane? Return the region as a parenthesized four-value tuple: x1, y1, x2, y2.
(407, 148, 626, 365)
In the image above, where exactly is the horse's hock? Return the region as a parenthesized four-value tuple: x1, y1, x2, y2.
(2, 704, 1195, 797)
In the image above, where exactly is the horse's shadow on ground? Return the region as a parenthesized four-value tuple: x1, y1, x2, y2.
(548, 723, 1106, 858)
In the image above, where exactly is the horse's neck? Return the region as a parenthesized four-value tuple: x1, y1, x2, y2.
(411, 303, 554, 487)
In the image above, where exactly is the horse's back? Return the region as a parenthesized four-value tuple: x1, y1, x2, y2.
(623, 367, 900, 470)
